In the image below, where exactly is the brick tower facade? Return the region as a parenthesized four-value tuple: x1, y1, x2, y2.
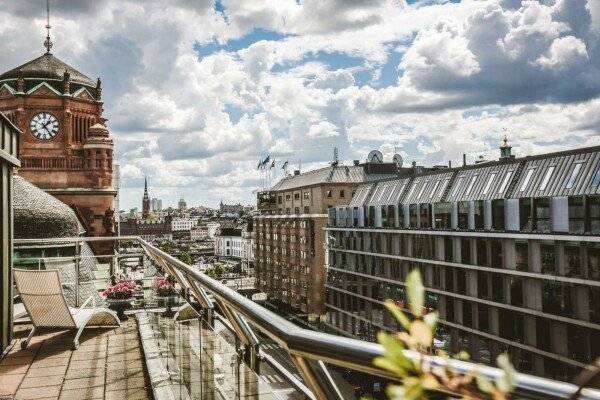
(0, 52, 115, 251)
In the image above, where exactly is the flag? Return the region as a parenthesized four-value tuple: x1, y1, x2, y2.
(257, 155, 269, 170)
(261, 155, 270, 169)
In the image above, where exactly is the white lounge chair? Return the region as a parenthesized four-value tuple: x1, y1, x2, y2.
(13, 268, 120, 349)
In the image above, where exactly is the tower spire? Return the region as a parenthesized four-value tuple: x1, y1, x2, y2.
(142, 177, 150, 219)
(43, 0, 53, 54)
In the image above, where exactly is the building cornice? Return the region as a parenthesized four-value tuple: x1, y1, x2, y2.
(255, 213, 327, 219)
(325, 226, 600, 243)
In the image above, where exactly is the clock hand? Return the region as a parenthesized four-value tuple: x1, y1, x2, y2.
(42, 120, 55, 135)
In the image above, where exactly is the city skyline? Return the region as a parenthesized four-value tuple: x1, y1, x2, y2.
(0, 0, 598, 210)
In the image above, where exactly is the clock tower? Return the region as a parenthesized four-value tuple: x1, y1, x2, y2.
(0, 18, 115, 252)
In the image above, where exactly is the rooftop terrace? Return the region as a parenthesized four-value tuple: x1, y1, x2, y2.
(4, 236, 600, 400)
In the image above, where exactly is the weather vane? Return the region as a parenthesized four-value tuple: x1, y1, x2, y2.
(43, 0, 53, 54)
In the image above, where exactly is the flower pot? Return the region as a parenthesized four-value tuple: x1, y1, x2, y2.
(106, 297, 133, 320)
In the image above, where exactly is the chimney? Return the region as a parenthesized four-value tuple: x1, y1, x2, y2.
(294, 170, 300, 176)
(353, 160, 359, 166)
(462, 154, 467, 167)
(448, 160, 452, 168)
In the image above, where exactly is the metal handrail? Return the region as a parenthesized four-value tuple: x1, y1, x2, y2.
(13, 236, 600, 400)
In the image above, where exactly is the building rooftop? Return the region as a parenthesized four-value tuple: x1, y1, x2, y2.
(0, 53, 95, 87)
(270, 164, 398, 192)
(349, 144, 600, 206)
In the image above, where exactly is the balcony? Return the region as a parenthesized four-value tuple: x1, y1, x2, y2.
(3, 237, 600, 400)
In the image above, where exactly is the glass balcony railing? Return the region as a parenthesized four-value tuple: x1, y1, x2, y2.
(10, 236, 600, 400)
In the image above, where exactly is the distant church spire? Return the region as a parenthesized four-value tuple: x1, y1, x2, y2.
(142, 177, 150, 219)
(43, 0, 53, 54)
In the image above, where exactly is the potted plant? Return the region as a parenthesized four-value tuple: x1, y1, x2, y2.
(102, 280, 139, 320)
(372, 270, 516, 400)
(153, 277, 176, 297)
(153, 277, 178, 316)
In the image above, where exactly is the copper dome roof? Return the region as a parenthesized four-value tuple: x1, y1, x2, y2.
(13, 176, 84, 239)
(0, 53, 95, 87)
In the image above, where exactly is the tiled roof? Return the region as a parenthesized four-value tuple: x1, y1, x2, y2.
(349, 144, 600, 205)
(270, 165, 397, 191)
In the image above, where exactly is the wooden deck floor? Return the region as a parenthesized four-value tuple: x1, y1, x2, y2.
(0, 319, 152, 400)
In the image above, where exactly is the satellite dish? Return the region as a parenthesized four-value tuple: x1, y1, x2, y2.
(367, 150, 384, 164)
(393, 154, 403, 168)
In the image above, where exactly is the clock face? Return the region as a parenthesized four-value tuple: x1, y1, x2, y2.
(30, 112, 59, 140)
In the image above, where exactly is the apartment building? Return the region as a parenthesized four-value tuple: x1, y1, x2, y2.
(215, 228, 254, 261)
(254, 156, 402, 320)
(171, 217, 196, 231)
(325, 142, 600, 381)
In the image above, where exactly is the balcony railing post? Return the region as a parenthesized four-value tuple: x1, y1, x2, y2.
(217, 299, 261, 373)
(292, 356, 344, 400)
(74, 239, 80, 307)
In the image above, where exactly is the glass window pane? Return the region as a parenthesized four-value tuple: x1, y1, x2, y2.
(539, 165, 555, 191)
(418, 180, 429, 198)
(430, 180, 440, 198)
(498, 171, 513, 194)
(438, 178, 450, 197)
(465, 175, 477, 196)
(482, 173, 496, 195)
(566, 163, 583, 189)
(406, 181, 418, 200)
(452, 176, 465, 197)
(520, 169, 535, 192)
(592, 168, 600, 187)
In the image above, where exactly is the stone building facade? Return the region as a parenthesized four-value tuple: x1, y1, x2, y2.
(254, 159, 402, 320)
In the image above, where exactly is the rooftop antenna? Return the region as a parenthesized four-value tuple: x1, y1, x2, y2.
(44, 0, 53, 54)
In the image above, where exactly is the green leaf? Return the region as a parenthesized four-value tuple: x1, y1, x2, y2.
(423, 311, 438, 332)
(475, 374, 495, 394)
(402, 377, 425, 400)
(496, 353, 517, 393)
(385, 385, 406, 400)
(374, 356, 408, 378)
(385, 300, 411, 330)
(377, 331, 413, 374)
(406, 270, 424, 317)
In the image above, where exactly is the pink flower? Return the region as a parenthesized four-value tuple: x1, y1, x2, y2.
(153, 277, 175, 294)
(102, 280, 139, 298)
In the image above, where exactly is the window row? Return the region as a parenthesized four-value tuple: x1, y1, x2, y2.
(330, 195, 600, 235)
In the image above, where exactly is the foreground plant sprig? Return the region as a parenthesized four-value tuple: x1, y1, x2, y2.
(373, 269, 516, 400)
